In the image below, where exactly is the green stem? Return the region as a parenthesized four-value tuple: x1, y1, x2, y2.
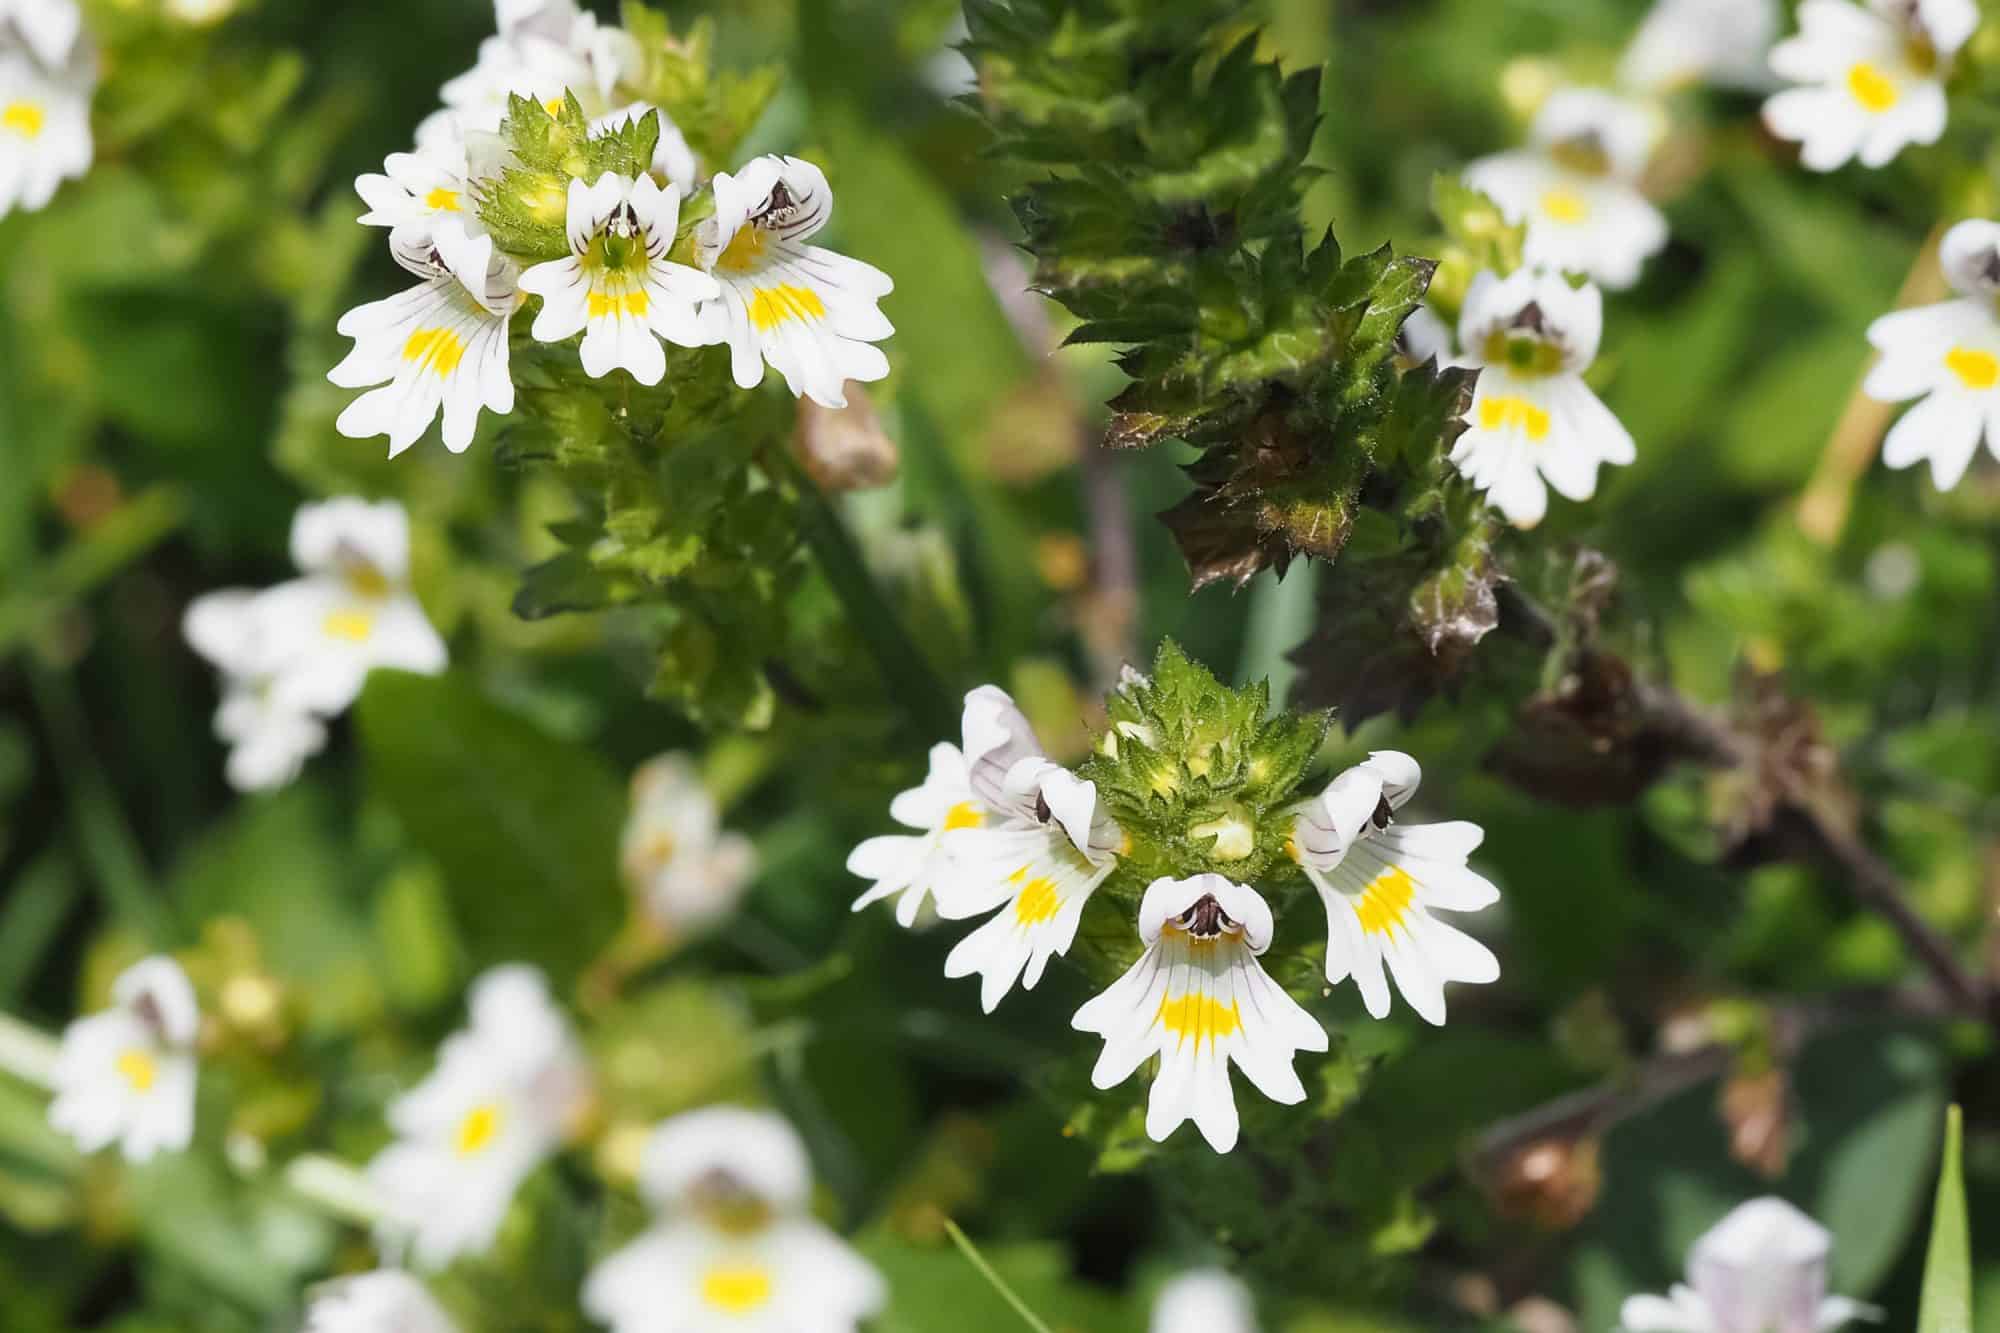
(941, 1217, 1057, 1333)
(0, 1010, 59, 1089)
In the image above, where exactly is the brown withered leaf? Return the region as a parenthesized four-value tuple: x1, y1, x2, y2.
(793, 387, 898, 493)
(1720, 1066, 1791, 1179)
(1712, 665, 1856, 866)
(1482, 1133, 1603, 1231)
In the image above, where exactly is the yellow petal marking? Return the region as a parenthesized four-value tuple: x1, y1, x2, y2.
(716, 224, 767, 274)
(322, 608, 377, 642)
(1847, 62, 1899, 112)
(1355, 866, 1418, 936)
(1539, 187, 1590, 224)
(1477, 394, 1552, 441)
(1157, 993, 1242, 1050)
(424, 186, 462, 213)
(1013, 876, 1062, 925)
(942, 801, 983, 832)
(115, 1048, 158, 1092)
(454, 1102, 504, 1157)
(747, 284, 827, 332)
(1945, 346, 1999, 391)
(701, 1264, 774, 1313)
(401, 326, 467, 379)
(587, 288, 651, 319)
(2, 101, 45, 139)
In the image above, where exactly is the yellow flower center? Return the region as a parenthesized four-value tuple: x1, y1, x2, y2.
(115, 1048, 158, 1092)
(587, 288, 651, 319)
(701, 1264, 774, 1313)
(402, 326, 467, 379)
(322, 608, 377, 642)
(1477, 394, 1552, 441)
(1945, 346, 1999, 390)
(454, 1102, 504, 1157)
(2, 100, 45, 139)
(1355, 866, 1418, 936)
(1847, 62, 1899, 112)
(1539, 187, 1590, 225)
(1157, 993, 1241, 1049)
(542, 96, 566, 116)
(1012, 876, 1062, 925)
(716, 224, 768, 274)
(424, 186, 461, 213)
(942, 801, 983, 832)
(748, 284, 828, 332)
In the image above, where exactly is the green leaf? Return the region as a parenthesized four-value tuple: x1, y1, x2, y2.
(1917, 1105, 1972, 1333)
(357, 671, 625, 988)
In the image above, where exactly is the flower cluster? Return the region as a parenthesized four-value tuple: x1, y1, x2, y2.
(0, 0, 92, 218)
(329, 0, 894, 458)
(850, 651, 1504, 1154)
(183, 498, 446, 792)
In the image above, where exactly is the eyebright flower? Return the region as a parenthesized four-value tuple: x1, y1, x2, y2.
(368, 966, 591, 1270)
(519, 173, 718, 386)
(1450, 267, 1636, 528)
(1290, 751, 1500, 1026)
(1763, 0, 1979, 171)
(354, 126, 493, 260)
(1072, 875, 1326, 1154)
(1463, 88, 1667, 290)
(621, 753, 757, 937)
(47, 956, 199, 1163)
(1618, 1196, 1877, 1332)
(1864, 218, 2000, 490)
(303, 1271, 461, 1333)
(0, 0, 80, 68)
(692, 155, 895, 408)
(0, 42, 92, 218)
(929, 689, 1124, 1013)
(583, 1107, 887, 1333)
(1620, 0, 1781, 93)
(1152, 1271, 1259, 1333)
(331, 230, 523, 455)
(182, 590, 328, 793)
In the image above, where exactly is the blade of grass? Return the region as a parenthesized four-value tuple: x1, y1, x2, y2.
(0, 851, 78, 1004)
(942, 1217, 1057, 1333)
(1916, 1104, 1972, 1333)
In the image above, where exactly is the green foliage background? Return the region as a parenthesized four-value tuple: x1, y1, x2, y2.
(3, 0, 2000, 1329)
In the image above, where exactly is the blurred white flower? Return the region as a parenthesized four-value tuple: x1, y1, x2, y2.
(1464, 88, 1667, 290)
(1864, 218, 2000, 490)
(692, 155, 895, 408)
(182, 591, 329, 792)
(1763, 0, 1978, 171)
(1290, 751, 1501, 1026)
(1618, 1197, 1877, 1332)
(1400, 303, 1461, 367)
(47, 957, 199, 1162)
(1449, 267, 1635, 527)
(0, 42, 92, 218)
(1152, 1270, 1259, 1333)
(493, 0, 575, 42)
(303, 1271, 460, 1333)
(519, 173, 717, 386)
(0, 0, 79, 66)
(1621, 0, 1782, 93)
(331, 229, 522, 456)
(433, 7, 635, 140)
(368, 966, 591, 1270)
(1072, 875, 1326, 1154)
(584, 1107, 886, 1333)
(163, 0, 234, 27)
(621, 753, 757, 936)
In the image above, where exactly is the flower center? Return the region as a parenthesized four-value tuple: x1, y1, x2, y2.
(716, 223, 768, 274)
(402, 326, 467, 379)
(1547, 136, 1610, 177)
(1477, 394, 1552, 441)
(2, 100, 45, 139)
(321, 608, 377, 642)
(587, 286, 651, 320)
(1846, 62, 1900, 112)
(1539, 187, 1590, 225)
(700, 1263, 773, 1313)
(1355, 866, 1417, 936)
(115, 1048, 158, 1092)
(454, 1101, 504, 1157)
(423, 186, 461, 213)
(747, 284, 827, 332)
(942, 801, 984, 832)
(1945, 346, 1999, 390)
(1157, 993, 1241, 1049)
(1482, 329, 1565, 376)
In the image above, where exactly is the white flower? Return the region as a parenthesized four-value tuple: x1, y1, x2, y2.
(0, 44, 92, 218)
(1449, 267, 1635, 527)
(519, 173, 717, 385)
(1763, 0, 1978, 171)
(584, 1107, 886, 1333)
(1400, 303, 1461, 368)
(331, 229, 522, 456)
(183, 590, 328, 793)
(47, 957, 199, 1163)
(368, 966, 590, 1270)
(1618, 1197, 1878, 1332)
(303, 1271, 461, 1333)
(1621, 0, 1782, 93)
(1864, 218, 2000, 489)
(1072, 875, 1326, 1154)
(621, 753, 757, 936)
(1463, 88, 1667, 290)
(436, 11, 635, 137)
(1152, 1271, 1259, 1333)
(250, 498, 448, 716)
(0, 0, 80, 67)
(847, 685, 1037, 928)
(354, 125, 495, 259)
(1289, 751, 1500, 1026)
(493, 0, 575, 42)
(692, 155, 894, 408)
(930, 689, 1125, 1013)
